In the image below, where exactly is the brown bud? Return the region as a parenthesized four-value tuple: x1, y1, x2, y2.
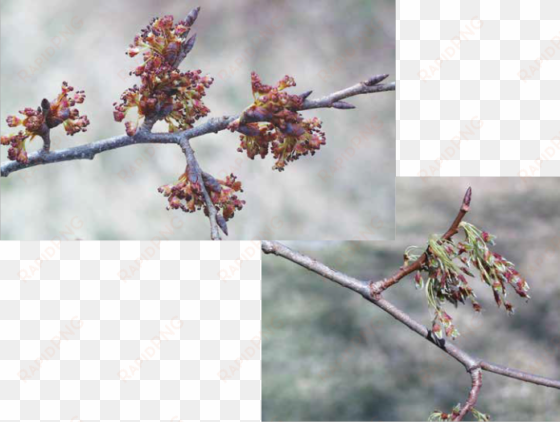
(463, 187, 472, 207)
(184, 6, 201, 28)
(202, 172, 222, 194)
(332, 101, 356, 110)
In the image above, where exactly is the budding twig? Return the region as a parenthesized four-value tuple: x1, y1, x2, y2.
(371, 187, 472, 294)
(1, 77, 394, 178)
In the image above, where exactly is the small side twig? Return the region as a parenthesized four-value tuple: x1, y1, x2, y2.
(453, 368, 483, 421)
(179, 137, 221, 240)
(371, 187, 472, 294)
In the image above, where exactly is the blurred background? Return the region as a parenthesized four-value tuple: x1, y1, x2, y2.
(263, 178, 560, 421)
(0, 0, 395, 240)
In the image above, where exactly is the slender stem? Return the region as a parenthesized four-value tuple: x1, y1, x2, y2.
(40, 129, 51, 154)
(179, 137, 221, 240)
(453, 368, 482, 421)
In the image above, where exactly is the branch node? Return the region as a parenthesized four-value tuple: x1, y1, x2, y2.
(368, 280, 383, 301)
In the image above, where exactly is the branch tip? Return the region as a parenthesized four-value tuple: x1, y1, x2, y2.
(300, 90, 313, 100)
(463, 187, 472, 207)
(185, 6, 201, 27)
(364, 74, 389, 87)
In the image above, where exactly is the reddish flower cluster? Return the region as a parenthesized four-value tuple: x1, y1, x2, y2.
(429, 405, 461, 421)
(113, 11, 213, 136)
(409, 222, 530, 340)
(2, 82, 89, 163)
(158, 169, 245, 228)
(228, 72, 326, 171)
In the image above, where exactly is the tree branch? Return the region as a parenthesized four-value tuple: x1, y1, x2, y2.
(261, 240, 560, 418)
(480, 361, 560, 389)
(371, 187, 472, 294)
(1, 131, 180, 177)
(1, 78, 394, 177)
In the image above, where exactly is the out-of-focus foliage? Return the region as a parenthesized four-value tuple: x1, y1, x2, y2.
(0, 0, 395, 240)
(262, 178, 560, 421)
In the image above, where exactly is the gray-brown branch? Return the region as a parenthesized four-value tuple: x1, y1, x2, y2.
(1, 78, 394, 177)
(261, 240, 560, 419)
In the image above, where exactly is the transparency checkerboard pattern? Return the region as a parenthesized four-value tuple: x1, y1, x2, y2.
(397, 0, 560, 177)
(0, 241, 261, 422)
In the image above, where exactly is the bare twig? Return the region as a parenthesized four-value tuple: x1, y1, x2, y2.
(300, 74, 395, 110)
(371, 187, 472, 294)
(1, 78, 394, 177)
(261, 240, 560, 418)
